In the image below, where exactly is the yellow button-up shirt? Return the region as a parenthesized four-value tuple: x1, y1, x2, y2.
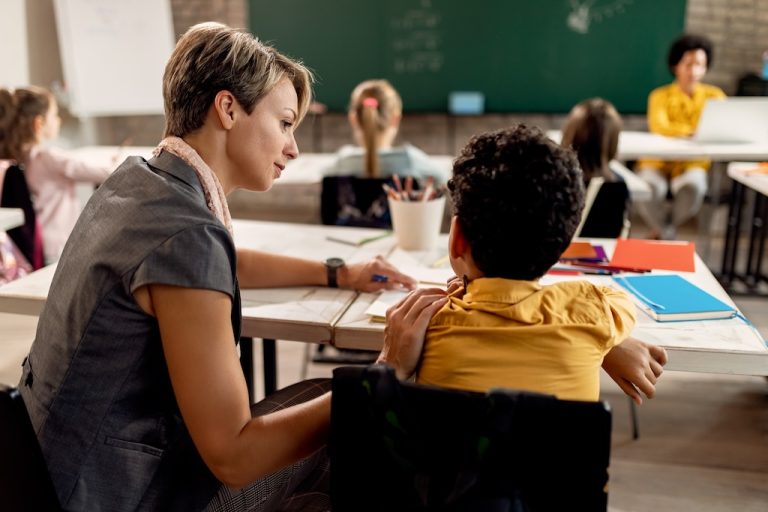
(637, 82, 726, 177)
(417, 278, 636, 401)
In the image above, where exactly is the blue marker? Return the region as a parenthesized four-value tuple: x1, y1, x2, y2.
(371, 274, 389, 283)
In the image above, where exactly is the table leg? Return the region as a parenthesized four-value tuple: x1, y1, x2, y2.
(721, 180, 745, 286)
(239, 336, 254, 403)
(263, 338, 277, 397)
(751, 194, 768, 286)
(745, 191, 763, 287)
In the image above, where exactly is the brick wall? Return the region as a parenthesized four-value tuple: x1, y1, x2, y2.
(686, 0, 768, 94)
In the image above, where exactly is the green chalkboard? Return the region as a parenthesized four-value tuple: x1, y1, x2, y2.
(249, 0, 686, 114)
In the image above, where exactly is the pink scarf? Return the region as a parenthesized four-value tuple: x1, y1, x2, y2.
(154, 137, 233, 236)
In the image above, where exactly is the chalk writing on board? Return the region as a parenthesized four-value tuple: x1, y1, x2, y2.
(390, 0, 443, 74)
(567, 0, 635, 34)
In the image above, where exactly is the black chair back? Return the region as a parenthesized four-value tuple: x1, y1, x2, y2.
(321, 176, 420, 229)
(0, 385, 60, 511)
(0, 164, 44, 269)
(579, 181, 631, 239)
(330, 365, 611, 512)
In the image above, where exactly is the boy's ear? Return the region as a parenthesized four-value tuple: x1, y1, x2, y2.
(213, 90, 236, 129)
(449, 216, 470, 261)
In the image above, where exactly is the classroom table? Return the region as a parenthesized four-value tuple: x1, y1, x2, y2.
(0, 219, 396, 398)
(2, 222, 766, 399)
(549, 129, 768, 261)
(69, 147, 455, 222)
(720, 162, 768, 294)
(548, 129, 768, 163)
(334, 237, 768, 377)
(0, 208, 24, 232)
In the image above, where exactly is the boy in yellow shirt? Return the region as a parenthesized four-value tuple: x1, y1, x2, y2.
(413, 125, 666, 402)
(636, 34, 726, 240)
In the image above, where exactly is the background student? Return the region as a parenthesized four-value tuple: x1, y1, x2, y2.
(322, 79, 447, 182)
(0, 86, 112, 263)
(19, 22, 415, 511)
(635, 34, 726, 240)
(381, 125, 668, 405)
(561, 97, 631, 238)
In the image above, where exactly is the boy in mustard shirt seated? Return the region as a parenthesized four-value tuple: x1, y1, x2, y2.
(416, 125, 665, 402)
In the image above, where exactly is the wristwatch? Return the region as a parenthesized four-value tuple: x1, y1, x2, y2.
(324, 257, 345, 288)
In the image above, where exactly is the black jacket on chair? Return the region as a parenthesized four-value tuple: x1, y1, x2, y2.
(0, 164, 44, 269)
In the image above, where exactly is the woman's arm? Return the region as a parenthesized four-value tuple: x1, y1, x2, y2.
(146, 283, 330, 488)
(236, 248, 416, 291)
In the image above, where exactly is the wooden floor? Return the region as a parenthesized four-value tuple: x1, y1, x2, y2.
(1, 205, 767, 511)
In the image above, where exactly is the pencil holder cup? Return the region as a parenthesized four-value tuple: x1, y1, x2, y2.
(388, 196, 446, 250)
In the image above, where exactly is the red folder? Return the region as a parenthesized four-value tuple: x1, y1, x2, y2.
(609, 239, 695, 272)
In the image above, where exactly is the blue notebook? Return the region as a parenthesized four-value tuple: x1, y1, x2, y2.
(613, 274, 736, 322)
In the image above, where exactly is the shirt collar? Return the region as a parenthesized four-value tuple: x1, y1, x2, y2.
(463, 277, 542, 304)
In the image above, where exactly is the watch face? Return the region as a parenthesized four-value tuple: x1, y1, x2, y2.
(326, 257, 345, 268)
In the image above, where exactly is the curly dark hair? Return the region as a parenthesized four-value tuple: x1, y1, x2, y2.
(667, 34, 714, 74)
(449, 125, 584, 280)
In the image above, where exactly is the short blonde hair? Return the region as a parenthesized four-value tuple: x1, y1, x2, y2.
(163, 22, 313, 137)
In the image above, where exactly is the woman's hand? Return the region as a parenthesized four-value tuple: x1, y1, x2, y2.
(377, 288, 448, 381)
(602, 337, 668, 405)
(338, 255, 417, 292)
(446, 275, 464, 297)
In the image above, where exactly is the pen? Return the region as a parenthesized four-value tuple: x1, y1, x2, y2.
(569, 262, 650, 273)
(371, 274, 389, 283)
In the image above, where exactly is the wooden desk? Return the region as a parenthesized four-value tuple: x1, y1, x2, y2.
(721, 163, 768, 294)
(334, 238, 768, 377)
(0, 208, 24, 232)
(0, 219, 396, 397)
(3, 222, 765, 387)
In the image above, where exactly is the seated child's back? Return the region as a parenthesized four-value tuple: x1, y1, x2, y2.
(417, 125, 636, 401)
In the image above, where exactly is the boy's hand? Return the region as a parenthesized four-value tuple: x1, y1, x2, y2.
(377, 288, 448, 381)
(602, 337, 668, 405)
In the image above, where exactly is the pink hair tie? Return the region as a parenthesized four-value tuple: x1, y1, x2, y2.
(362, 97, 379, 108)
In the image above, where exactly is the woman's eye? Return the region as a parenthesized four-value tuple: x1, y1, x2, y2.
(282, 120, 294, 130)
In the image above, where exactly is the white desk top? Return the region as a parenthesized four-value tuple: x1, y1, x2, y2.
(549, 129, 768, 162)
(2, 221, 765, 376)
(334, 237, 768, 376)
(69, 146, 155, 170)
(0, 208, 24, 232)
(69, 147, 454, 187)
(727, 162, 768, 197)
(0, 219, 396, 343)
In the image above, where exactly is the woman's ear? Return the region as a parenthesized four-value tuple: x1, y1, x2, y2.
(212, 90, 236, 130)
(348, 111, 358, 128)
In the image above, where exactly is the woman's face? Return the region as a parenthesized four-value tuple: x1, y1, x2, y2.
(227, 78, 299, 191)
(674, 49, 708, 91)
